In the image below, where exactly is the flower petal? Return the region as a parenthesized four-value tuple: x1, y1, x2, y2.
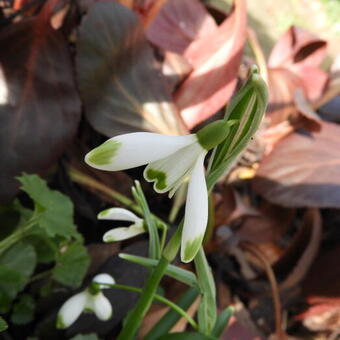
(85, 133, 196, 171)
(144, 142, 204, 194)
(93, 292, 112, 321)
(57, 291, 88, 329)
(98, 207, 141, 223)
(103, 222, 145, 242)
(181, 152, 208, 263)
(92, 273, 115, 289)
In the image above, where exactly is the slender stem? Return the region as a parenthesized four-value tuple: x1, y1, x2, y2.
(241, 242, 285, 340)
(117, 256, 170, 340)
(0, 218, 37, 256)
(68, 166, 167, 227)
(107, 283, 198, 330)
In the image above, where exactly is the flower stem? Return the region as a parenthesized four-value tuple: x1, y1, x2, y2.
(117, 224, 183, 340)
(109, 283, 198, 330)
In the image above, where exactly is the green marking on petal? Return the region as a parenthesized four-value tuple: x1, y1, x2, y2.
(145, 168, 167, 191)
(84, 308, 94, 313)
(98, 209, 111, 217)
(56, 315, 66, 329)
(182, 236, 204, 263)
(86, 139, 121, 166)
(103, 235, 116, 242)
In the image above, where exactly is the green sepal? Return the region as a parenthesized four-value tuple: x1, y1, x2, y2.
(196, 120, 238, 151)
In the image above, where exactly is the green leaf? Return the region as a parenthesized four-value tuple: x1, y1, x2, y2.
(145, 287, 199, 340)
(0, 242, 36, 278)
(157, 332, 216, 340)
(207, 66, 268, 190)
(70, 334, 99, 340)
(0, 265, 26, 313)
(53, 243, 90, 288)
(119, 253, 198, 287)
(211, 306, 234, 337)
(195, 248, 216, 335)
(0, 316, 8, 332)
(11, 294, 35, 325)
(26, 235, 56, 264)
(132, 181, 161, 259)
(17, 174, 77, 239)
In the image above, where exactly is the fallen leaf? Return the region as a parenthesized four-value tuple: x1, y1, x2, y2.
(76, 1, 187, 137)
(175, 0, 247, 128)
(254, 122, 340, 207)
(146, 0, 217, 55)
(272, 209, 322, 288)
(0, 2, 81, 203)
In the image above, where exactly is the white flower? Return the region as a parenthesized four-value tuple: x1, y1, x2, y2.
(85, 120, 231, 262)
(57, 273, 115, 329)
(98, 207, 145, 242)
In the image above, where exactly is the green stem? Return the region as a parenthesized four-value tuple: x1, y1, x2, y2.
(117, 256, 170, 340)
(0, 218, 37, 256)
(109, 283, 198, 330)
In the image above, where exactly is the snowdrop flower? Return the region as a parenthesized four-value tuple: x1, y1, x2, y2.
(98, 207, 145, 242)
(85, 120, 232, 262)
(57, 273, 115, 329)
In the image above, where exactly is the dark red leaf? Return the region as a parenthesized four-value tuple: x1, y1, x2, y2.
(0, 13, 81, 203)
(253, 122, 340, 207)
(146, 0, 217, 54)
(76, 1, 187, 136)
(174, 0, 247, 128)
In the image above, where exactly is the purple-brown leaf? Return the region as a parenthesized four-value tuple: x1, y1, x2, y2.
(253, 122, 340, 207)
(0, 16, 81, 203)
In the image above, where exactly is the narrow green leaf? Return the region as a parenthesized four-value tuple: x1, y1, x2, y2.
(17, 174, 77, 239)
(195, 248, 216, 335)
(211, 306, 234, 337)
(53, 243, 90, 288)
(119, 253, 198, 287)
(132, 181, 161, 259)
(11, 294, 35, 325)
(207, 66, 268, 190)
(145, 287, 199, 340)
(157, 332, 217, 340)
(0, 316, 8, 332)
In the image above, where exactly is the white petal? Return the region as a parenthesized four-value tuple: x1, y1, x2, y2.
(85, 133, 196, 171)
(92, 273, 115, 289)
(57, 291, 88, 329)
(93, 292, 112, 321)
(98, 207, 141, 224)
(181, 152, 208, 263)
(103, 222, 145, 242)
(144, 142, 204, 194)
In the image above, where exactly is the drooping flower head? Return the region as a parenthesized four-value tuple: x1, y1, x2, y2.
(57, 273, 115, 329)
(85, 120, 232, 262)
(98, 207, 145, 242)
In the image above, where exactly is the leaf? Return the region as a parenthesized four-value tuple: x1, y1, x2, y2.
(11, 294, 35, 325)
(144, 287, 199, 340)
(195, 248, 216, 335)
(76, 1, 186, 137)
(211, 306, 234, 337)
(119, 253, 198, 287)
(0, 241, 36, 278)
(53, 242, 90, 288)
(0, 8, 81, 203)
(0, 317, 8, 332)
(146, 0, 217, 54)
(254, 121, 340, 207)
(158, 332, 216, 340)
(18, 174, 77, 238)
(174, 0, 247, 128)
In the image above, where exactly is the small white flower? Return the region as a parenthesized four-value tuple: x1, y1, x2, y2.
(57, 273, 115, 329)
(85, 120, 231, 262)
(98, 208, 145, 242)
